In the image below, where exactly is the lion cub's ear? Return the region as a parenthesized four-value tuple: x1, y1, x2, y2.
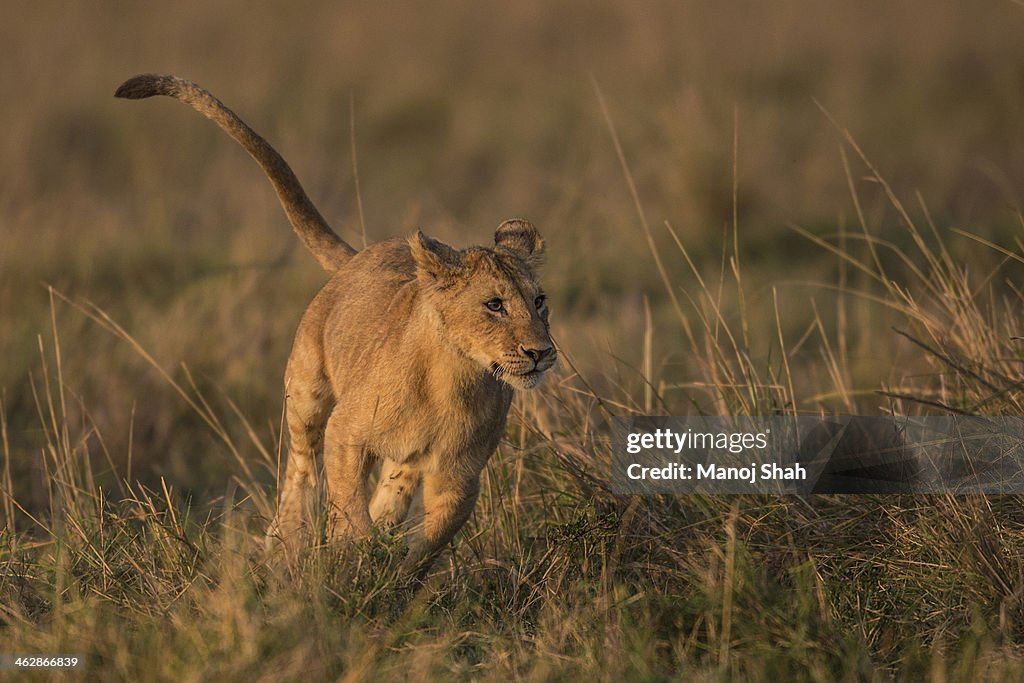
(494, 219, 545, 267)
(410, 231, 463, 284)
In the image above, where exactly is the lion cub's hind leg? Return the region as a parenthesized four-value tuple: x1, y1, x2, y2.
(265, 380, 332, 555)
(369, 459, 422, 529)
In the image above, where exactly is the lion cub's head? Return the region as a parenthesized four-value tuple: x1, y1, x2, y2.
(409, 219, 556, 390)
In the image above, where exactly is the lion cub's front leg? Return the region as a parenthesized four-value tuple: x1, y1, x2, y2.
(369, 459, 421, 529)
(400, 469, 481, 576)
(323, 413, 374, 541)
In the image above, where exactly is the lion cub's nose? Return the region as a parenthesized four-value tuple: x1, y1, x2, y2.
(521, 345, 555, 365)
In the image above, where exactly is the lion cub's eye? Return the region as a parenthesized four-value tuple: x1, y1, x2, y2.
(534, 295, 547, 310)
(485, 298, 504, 312)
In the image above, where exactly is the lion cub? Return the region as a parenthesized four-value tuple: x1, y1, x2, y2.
(116, 74, 556, 574)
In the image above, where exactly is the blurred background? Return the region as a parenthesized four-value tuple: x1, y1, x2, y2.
(4, 0, 1024, 500)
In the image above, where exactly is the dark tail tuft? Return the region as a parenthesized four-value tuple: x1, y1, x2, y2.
(115, 74, 176, 100)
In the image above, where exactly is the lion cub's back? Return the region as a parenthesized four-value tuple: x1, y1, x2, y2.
(316, 238, 421, 389)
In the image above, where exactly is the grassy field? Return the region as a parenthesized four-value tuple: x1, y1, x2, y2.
(5, 1, 1024, 679)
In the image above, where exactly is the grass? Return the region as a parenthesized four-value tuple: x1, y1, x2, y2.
(6, 1, 1024, 679)
(5, 153, 1024, 678)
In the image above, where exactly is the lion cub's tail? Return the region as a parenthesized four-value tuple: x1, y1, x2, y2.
(116, 74, 356, 272)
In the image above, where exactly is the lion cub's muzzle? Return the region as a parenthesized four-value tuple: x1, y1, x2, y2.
(521, 344, 557, 373)
(491, 343, 557, 389)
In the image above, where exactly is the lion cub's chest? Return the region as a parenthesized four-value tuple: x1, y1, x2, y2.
(368, 375, 512, 473)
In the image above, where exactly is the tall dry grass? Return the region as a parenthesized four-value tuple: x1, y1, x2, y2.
(4, 121, 1024, 678)
(5, 1, 1024, 679)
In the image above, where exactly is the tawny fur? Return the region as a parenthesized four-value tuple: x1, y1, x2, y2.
(116, 74, 556, 574)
